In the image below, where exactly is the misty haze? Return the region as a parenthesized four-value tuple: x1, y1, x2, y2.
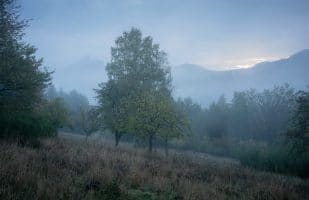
(0, 0, 308, 199)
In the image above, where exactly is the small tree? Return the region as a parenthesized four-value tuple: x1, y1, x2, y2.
(80, 106, 100, 141)
(157, 97, 189, 156)
(42, 98, 68, 130)
(96, 80, 131, 146)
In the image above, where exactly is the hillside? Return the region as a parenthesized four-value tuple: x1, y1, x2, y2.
(172, 49, 309, 106)
(0, 133, 308, 200)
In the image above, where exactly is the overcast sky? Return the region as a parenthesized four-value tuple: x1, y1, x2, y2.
(18, 0, 309, 102)
(20, 0, 309, 69)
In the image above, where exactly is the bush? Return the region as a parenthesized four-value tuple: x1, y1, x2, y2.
(235, 142, 309, 178)
(0, 111, 57, 146)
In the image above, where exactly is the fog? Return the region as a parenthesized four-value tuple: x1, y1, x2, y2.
(19, 0, 309, 104)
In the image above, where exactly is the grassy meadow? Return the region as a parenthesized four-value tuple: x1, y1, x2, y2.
(0, 133, 308, 200)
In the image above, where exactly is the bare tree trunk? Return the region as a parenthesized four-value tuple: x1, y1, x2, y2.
(148, 134, 153, 152)
(115, 132, 121, 147)
(164, 137, 168, 156)
(85, 134, 89, 143)
(154, 136, 157, 152)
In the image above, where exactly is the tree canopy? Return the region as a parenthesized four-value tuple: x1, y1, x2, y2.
(0, 0, 51, 111)
(0, 0, 56, 144)
(96, 28, 186, 152)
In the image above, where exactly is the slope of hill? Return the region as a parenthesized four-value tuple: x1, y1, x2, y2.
(172, 49, 309, 106)
(1, 133, 308, 200)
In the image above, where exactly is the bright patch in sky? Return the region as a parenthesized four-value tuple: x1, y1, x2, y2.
(232, 57, 282, 69)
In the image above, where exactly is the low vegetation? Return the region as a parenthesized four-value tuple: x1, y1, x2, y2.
(0, 133, 308, 200)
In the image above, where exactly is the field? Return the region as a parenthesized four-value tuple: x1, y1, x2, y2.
(0, 133, 308, 200)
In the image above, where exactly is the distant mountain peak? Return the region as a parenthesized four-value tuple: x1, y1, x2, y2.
(175, 63, 206, 69)
(173, 63, 221, 72)
(289, 48, 309, 59)
(172, 49, 309, 106)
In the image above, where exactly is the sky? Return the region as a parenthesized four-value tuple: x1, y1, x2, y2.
(18, 0, 309, 101)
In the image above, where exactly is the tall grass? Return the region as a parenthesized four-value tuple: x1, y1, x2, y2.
(0, 134, 308, 200)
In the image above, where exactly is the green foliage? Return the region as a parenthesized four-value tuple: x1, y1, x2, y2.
(96, 79, 132, 136)
(127, 187, 183, 200)
(205, 95, 229, 139)
(45, 85, 90, 133)
(175, 86, 309, 178)
(179, 84, 298, 149)
(0, 0, 52, 112)
(96, 28, 185, 150)
(128, 189, 157, 200)
(286, 91, 309, 150)
(80, 106, 100, 138)
(0, 111, 56, 146)
(0, 0, 55, 144)
(230, 84, 296, 141)
(41, 98, 69, 128)
(96, 181, 122, 200)
(176, 98, 205, 143)
(232, 90, 309, 178)
(236, 142, 309, 178)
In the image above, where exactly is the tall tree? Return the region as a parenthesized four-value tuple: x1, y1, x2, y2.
(238, 85, 296, 141)
(96, 28, 173, 151)
(0, 0, 51, 111)
(205, 95, 229, 139)
(286, 90, 309, 152)
(0, 0, 52, 141)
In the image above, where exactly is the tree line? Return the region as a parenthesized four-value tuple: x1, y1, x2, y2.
(181, 84, 298, 144)
(177, 86, 308, 177)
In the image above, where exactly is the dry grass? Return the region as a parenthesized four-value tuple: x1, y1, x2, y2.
(0, 133, 308, 200)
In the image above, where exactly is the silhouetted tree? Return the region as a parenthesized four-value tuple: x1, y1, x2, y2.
(205, 95, 229, 139)
(286, 90, 309, 152)
(0, 0, 52, 143)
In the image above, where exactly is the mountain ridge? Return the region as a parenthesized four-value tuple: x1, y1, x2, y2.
(53, 49, 309, 106)
(172, 49, 309, 106)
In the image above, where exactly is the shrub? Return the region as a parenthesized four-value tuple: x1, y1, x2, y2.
(235, 142, 309, 178)
(0, 111, 56, 146)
